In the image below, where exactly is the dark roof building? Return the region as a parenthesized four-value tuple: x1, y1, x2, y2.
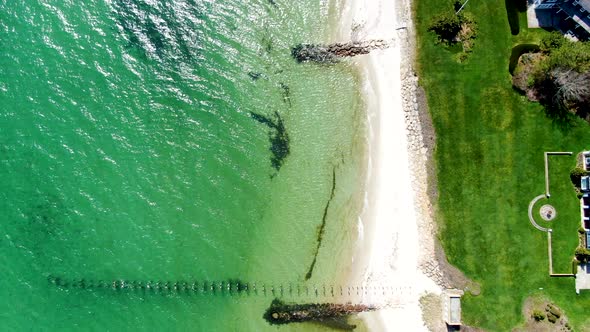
(531, 0, 590, 40)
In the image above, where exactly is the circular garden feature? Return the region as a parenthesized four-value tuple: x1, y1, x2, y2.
(540, 204, 557, 221)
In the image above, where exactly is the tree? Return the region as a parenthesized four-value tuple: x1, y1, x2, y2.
(547, 41, 590, 72)
(575, 246, 590, 263)
(550, 68, 590, 110)
(540, 32, 566, 53)
(529, 38, 590, 118)
(428, 11, 463, 44)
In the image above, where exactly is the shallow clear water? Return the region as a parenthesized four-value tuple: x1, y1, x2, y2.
(0, 0, 366, 330)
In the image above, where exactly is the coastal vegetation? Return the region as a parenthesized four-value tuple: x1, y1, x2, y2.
(512, 32, 590, 121)
(250, 111, 290, 172)
(416, 0, 590, 329)
(305, 168, 337, 280)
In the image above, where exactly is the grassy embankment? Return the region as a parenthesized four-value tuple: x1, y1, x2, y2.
(415, 0, 590, 329)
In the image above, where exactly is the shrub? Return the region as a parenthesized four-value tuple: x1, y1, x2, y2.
(513, 0, 528, 12)
(429, 11, 463, 44)
(547, 41, 590, 72)
(571, 167, 589, 178)
(456, 52, 469, 63)
(546, 304, 561, 318)
(571, 167, 589, 191)
(540, 32, 566, 53)
(580, 226, 587, 235)
(549, 68, 590, 111)
(515, 32, 590, 122)
(533, 38, 590, 100)
(458, 12, 477, 53)
(505, 0, 520, 35)
(575, 246, 590, 262)
(532, 310, 545, 321)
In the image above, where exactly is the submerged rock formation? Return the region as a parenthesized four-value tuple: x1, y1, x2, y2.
(292, 40, 391, 63)
(250, 111, 290, 172)
(305, 168, 336, 280)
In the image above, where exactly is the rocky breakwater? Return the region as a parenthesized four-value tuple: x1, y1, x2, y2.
(263, 299, 375, 330)
(292, 40, 391, 63)
(401, 69, 443, 286)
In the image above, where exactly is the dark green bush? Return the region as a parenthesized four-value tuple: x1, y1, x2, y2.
(575, 246, 590, 262)
(540, 32, 566, 53)
(532, 310, 545, 321)
(513, 0, 528, 12)
(546, 304, 561, 318)
(505, 0, 520, 35)
(548, 43, 590, 72)
(571, 167, 588, 178)
(429, 11, 463, 44)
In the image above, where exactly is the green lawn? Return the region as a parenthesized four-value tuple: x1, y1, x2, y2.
(415, 0, 590, 329)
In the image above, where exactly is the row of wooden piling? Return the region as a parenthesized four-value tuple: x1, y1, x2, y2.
(47, 275, 411, 297)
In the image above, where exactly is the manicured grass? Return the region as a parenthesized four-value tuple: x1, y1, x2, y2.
(415, 0, 590, 329)
(513, 11, 554, 45)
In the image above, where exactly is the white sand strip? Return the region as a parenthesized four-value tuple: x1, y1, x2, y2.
(334, 0, 443, 330)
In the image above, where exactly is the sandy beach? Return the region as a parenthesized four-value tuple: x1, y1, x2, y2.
(336, 0, 443, 330)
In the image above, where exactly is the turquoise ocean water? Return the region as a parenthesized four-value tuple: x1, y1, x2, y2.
(0, 0, 367, 330)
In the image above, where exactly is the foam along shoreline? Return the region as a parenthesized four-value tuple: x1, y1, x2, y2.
(336, 0, 442, 330)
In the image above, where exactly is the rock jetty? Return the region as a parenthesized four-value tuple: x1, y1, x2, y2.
(292, 40, 391, 63)
(263, 299, 375, 329)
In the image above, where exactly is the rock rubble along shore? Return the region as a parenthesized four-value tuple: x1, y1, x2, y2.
(401, 69, 454, 289)
(401, 70, 441, 284)
(292, 40, 391, 63)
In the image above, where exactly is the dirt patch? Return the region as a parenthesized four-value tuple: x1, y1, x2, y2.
(420, 293, 487, 332)
(433, 240, 481, 295)
(461, 326, 487, 332)
(416, 85, 438, 205)
(514, 296, 573, 332)
(419, 293, 446, 332)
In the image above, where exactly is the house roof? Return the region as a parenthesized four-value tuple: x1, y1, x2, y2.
(572, 12, 590, 32)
